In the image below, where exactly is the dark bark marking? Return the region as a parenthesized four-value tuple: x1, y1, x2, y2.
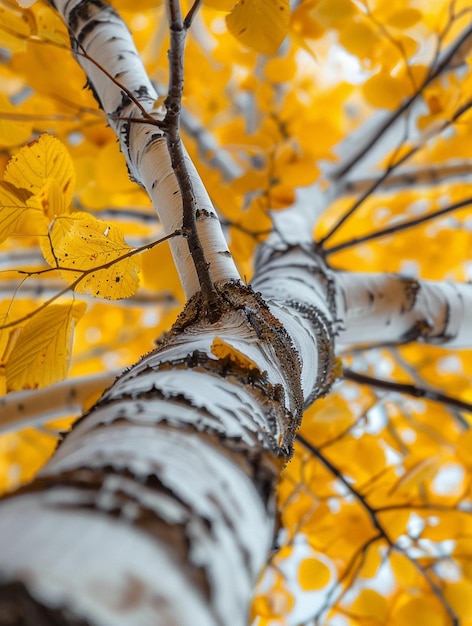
(68, 0, 113, 35)
(402, 277, 420, 311)
(0, 581, 90, 626)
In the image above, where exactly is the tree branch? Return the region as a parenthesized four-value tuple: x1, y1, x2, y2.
(334, 272, 472, 349)
(328, 19, 472, 183)
(319, 98, 472, 246)
(343, 367, 472, 417)
(341, 161, 472, 196)
(49, 0, 241, 299)
(163, 0, 217, 312)
(297, 435, 460, 625)
(0, 371, 122, 433)
(325, 196, 472, 256)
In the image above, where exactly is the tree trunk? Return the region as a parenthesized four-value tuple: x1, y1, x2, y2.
(1, 2, 472, 625)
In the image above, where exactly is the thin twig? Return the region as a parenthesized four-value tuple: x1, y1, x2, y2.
(163, 0, 217, 311)
(0, 229, 182, 331)
(71, 37, 158, 124)
(319, 98, 472, 247)
(297, 435, 460, 625)
(343, 368, 472, 416)
(297, 435, 387, 537)
(184, 0, 202, 28)
(318, 141, 420, 247)
(324, 196, 472, 255)
(330, 19, 472, 183)
(343, 161, 472, 196)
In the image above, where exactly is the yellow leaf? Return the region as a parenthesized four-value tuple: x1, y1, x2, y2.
(328, 434, 386, 483)
(0, 2, 33, 52)
(390, 596, 447, 626)
(350, 589, 389, 624)
(290, 3, 324, 40)
(0, 94, 33, 147)
(457, 430, 472, 467)
(204, 0, 235, 9)
(31, 4, 69, 45)
(4, 134, 75, 212)
(357, 544, 383, 579)
(444, 581, 472, 620)
(226, 0, 289, 55)
(0, 181, 34, 243)
(389, 552, 420, 587)
(301, 394, 354, 445)
(385, 8, 422, 29)
(338, 21, 379, 60)
(27, 177, 68, 221)
(40, 212, 141, 299)
(392, 457, 438, 496)
(298, 556, 331, 591)
(0, 304, 17, 367)
(264, 55, 297, 83)
(211, 336, 261, 374)
(5, 301, 86, 391)
(314, 0, 357, 25)
(362, 72, 410, 110)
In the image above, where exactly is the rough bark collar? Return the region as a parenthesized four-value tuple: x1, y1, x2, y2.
(153, 279, 304, 459)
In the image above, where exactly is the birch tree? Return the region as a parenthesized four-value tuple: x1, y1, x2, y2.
(1, 1, 472, 625)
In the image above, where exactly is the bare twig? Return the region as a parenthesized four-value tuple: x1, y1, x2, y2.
(319, 98, 472, 247)
(163, 0, 217, 311)
(342, 162, 472, 196)
(297, 434, 459, 625)
(183, 0, 202, 28)
(324, 196, 472, 255)
(330, 19, 472, 183)
(343, 367, 472, 419)
(318, 141, 421, 247)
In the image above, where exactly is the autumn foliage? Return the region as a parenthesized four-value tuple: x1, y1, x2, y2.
(1, 0, 472, 624)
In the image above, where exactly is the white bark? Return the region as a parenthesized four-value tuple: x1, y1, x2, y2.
(0, 279, 316, 625)
(0, 371, 121, 433)
(1, 2, 472, 625)
(4, 268, 472, 434)
(335, 272, 472, 349)
(50, 0, 240, 298)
